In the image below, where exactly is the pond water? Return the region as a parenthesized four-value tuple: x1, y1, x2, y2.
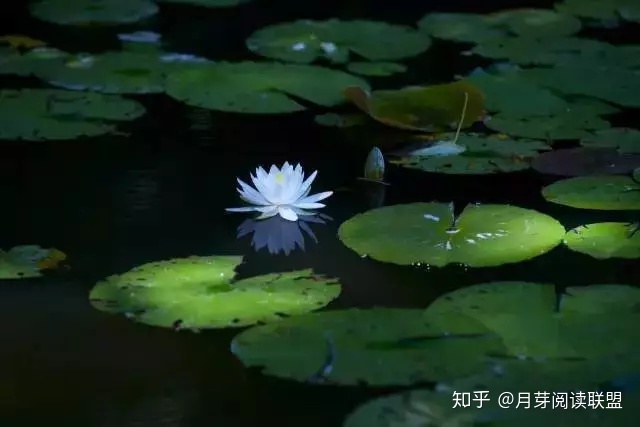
(1, 0, 639, 426)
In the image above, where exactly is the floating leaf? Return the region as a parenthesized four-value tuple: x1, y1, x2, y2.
(33, 50, 211, 94)
(532, 147, 640, 177)
(556, 0, 640, 24)
(485, 108, 610, 140)
(0, 34, 46, 49)
(29, 0, 158, 25)
(485, 8, 582, 38)
(345, 61, 406, 77)
(231, 308, 505, 386)
(89, 256, 341, 330)
(338, 202, 565, 267)
(580, 128, 640, 154)
(417, 13, 506, 43)
(521, 65, 640, 108)
(0, 245, 67, 279)
(542, 175, 640, 210)
(165, 61, 369, 113)
(0, 46, 68, 77)
(343, 80, 485, 132)
(564, 223, 640, 259)
(0, 88, 145, 140)
(392, 133, 549, 175)
(467, 70, 569, 117)
(246, 19, 430, 64)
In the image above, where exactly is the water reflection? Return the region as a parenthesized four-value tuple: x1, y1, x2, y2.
(237, 214, 331, 255)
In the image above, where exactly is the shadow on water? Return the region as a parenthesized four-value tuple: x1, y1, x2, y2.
(1, 0, 639, 426)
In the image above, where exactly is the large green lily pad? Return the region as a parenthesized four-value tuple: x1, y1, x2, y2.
(164, 61, 369, 113)
(426, 281, 640, 364)
(556, 0, 640, 23)
(157, 0, 251, 7)
(580, 128, 640, 154)
(231, 308, 506, 386)
(337, 202, 565, 267)
(542, 175, 640, 210)
(417, 9, 581, 43)
(29, 0, 158, 25)
(246, 20, 430, 64)
(521, 65, 640, 108)
(485, 108, 611, 140)
(33, 50, 211, 94)
(89, 256, 341, 330)
(0, 245, 67, 279)
(391, 134, 550, 174)
(0, 46, 70, 76)
(0, 88, 145, 140)
(467, 71, 569, 117)
(564, 222, 640, 259)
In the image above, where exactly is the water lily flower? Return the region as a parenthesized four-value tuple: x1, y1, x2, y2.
(226, 162, 333, 222)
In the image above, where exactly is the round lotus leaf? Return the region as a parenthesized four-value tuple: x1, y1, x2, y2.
(392, 133, 550, 175)
(231, 308, 507, 386)
(157, 0, 251, 7)
(555, 0, 630, 21)
(165, 61, 369, 113)
(521, 65, 640, 108)
(246, 19, 431, 64)
(467, 71, 569, 117)
(29, 0, 158, 25)
(417, 13, 504, 43)
(0, 245, 66, 279)
(345, 61, 406, 77)
(487, 8, 582, 38)
(564, 223, 640, 259)
(532, 147, 640, 177)
(542, 175, 640, 210)
(580, 128, 640, 154)
(338, 202, 565, 267)
(33, 51, 211, 94)
(0, 88, 145, 140)
(427, 281, 640, 365)
(485, 109, 610, 140)
(89, 256, 341, 330)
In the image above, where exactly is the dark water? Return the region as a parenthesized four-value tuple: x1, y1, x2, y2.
(1, 1, 639, 426)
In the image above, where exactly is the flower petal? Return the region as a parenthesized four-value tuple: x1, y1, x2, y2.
(237, 178, 270, 206)
(226, 206, 260, 212)
(256, 208, 279, 220)
(297, 191, 333, 204)
(292, 202, 326, 210)
(278, 206, 299, 221)
(293, 170, 318, 200)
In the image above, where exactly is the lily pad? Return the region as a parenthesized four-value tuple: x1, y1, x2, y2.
(521, 65, 640, 108)
(532, 147, 640, 176)
(580, 128, 640, 154)
(486, 8, 582, 38)
(556, 0, 640, 23)
(485, 108, 611, 140)
(0, 88, 145, 140)
(29, 0, 158, 25)
(343, 80, 485, 132)
(391, 133, 550, 175)
(165, 61, 369, 113)
(541, 175, 640, 210)
(89, 256, 341, 330)
(158, 0, 251, 7)
(0, 245, 67, 279)
(564, 223, 640, 259)
(417, 13, 507, 43)
(345, 61, 406, 77)
(246, 19, 430, 64)
(33, 50, 211, 94)
(0, 46, 69, 76)
(231, 308, 506, 386)
(337, 202, 565, 267)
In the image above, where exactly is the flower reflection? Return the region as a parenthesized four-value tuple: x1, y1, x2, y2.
(237, 214, 331, 255)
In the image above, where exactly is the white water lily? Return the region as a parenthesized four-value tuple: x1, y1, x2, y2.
(226, 162, 333, 222)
